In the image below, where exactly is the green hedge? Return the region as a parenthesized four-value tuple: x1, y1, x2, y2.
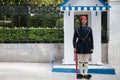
(0, 28, 64, 43)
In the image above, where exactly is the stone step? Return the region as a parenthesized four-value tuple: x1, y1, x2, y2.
(52, 64, 115, 75)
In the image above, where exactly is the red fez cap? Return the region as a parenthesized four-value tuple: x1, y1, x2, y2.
(80, 16, 87, 20)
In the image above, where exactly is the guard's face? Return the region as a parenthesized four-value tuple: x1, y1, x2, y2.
(81, 19, 87, 25)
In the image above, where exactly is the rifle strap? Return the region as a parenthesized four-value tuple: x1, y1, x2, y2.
(76, 28, 90, 40)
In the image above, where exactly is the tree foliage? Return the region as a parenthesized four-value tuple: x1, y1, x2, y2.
(0, 0, 64, 5)
(0, 0, 108, 5)
(0, 0, 26, 5)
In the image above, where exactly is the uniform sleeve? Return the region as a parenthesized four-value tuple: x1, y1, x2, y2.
(89, 28, 94, 49)
(73, 28, 78, 48)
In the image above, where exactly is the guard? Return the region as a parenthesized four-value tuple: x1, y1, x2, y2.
(73, 15, 94, 79)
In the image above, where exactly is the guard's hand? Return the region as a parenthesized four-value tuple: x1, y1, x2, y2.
(90, 49, 93, 53)
(74, 48, 76, 53)
(74, 48, 76, 61)
(74, 53, 76, 61)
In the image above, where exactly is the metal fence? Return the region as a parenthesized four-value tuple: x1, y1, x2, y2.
(0, 1, 64, 43)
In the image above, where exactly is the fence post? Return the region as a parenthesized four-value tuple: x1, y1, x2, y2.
(26, 0, 30, 42)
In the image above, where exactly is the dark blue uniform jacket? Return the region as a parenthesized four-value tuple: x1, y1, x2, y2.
(73, 26, 94, 54)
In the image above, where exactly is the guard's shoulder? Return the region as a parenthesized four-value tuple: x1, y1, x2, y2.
(87, 26, 92, 30)
(74, 27, 80, 30)
(87, 26, 91, 28)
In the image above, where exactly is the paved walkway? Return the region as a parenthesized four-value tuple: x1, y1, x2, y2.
(0, 62, 119, 80)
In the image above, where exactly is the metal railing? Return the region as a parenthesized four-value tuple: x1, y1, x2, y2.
(0, 1, 64, 43)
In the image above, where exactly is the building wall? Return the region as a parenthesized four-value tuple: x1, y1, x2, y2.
(0, 44, 63, 63)
(0, 44, 107, 63)
(108, 0, 120, 65)
(110, 0, 120, 1)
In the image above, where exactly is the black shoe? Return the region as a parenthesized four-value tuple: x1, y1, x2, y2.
(77, 74, 84, 79)
(84, 74, 92, 79)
